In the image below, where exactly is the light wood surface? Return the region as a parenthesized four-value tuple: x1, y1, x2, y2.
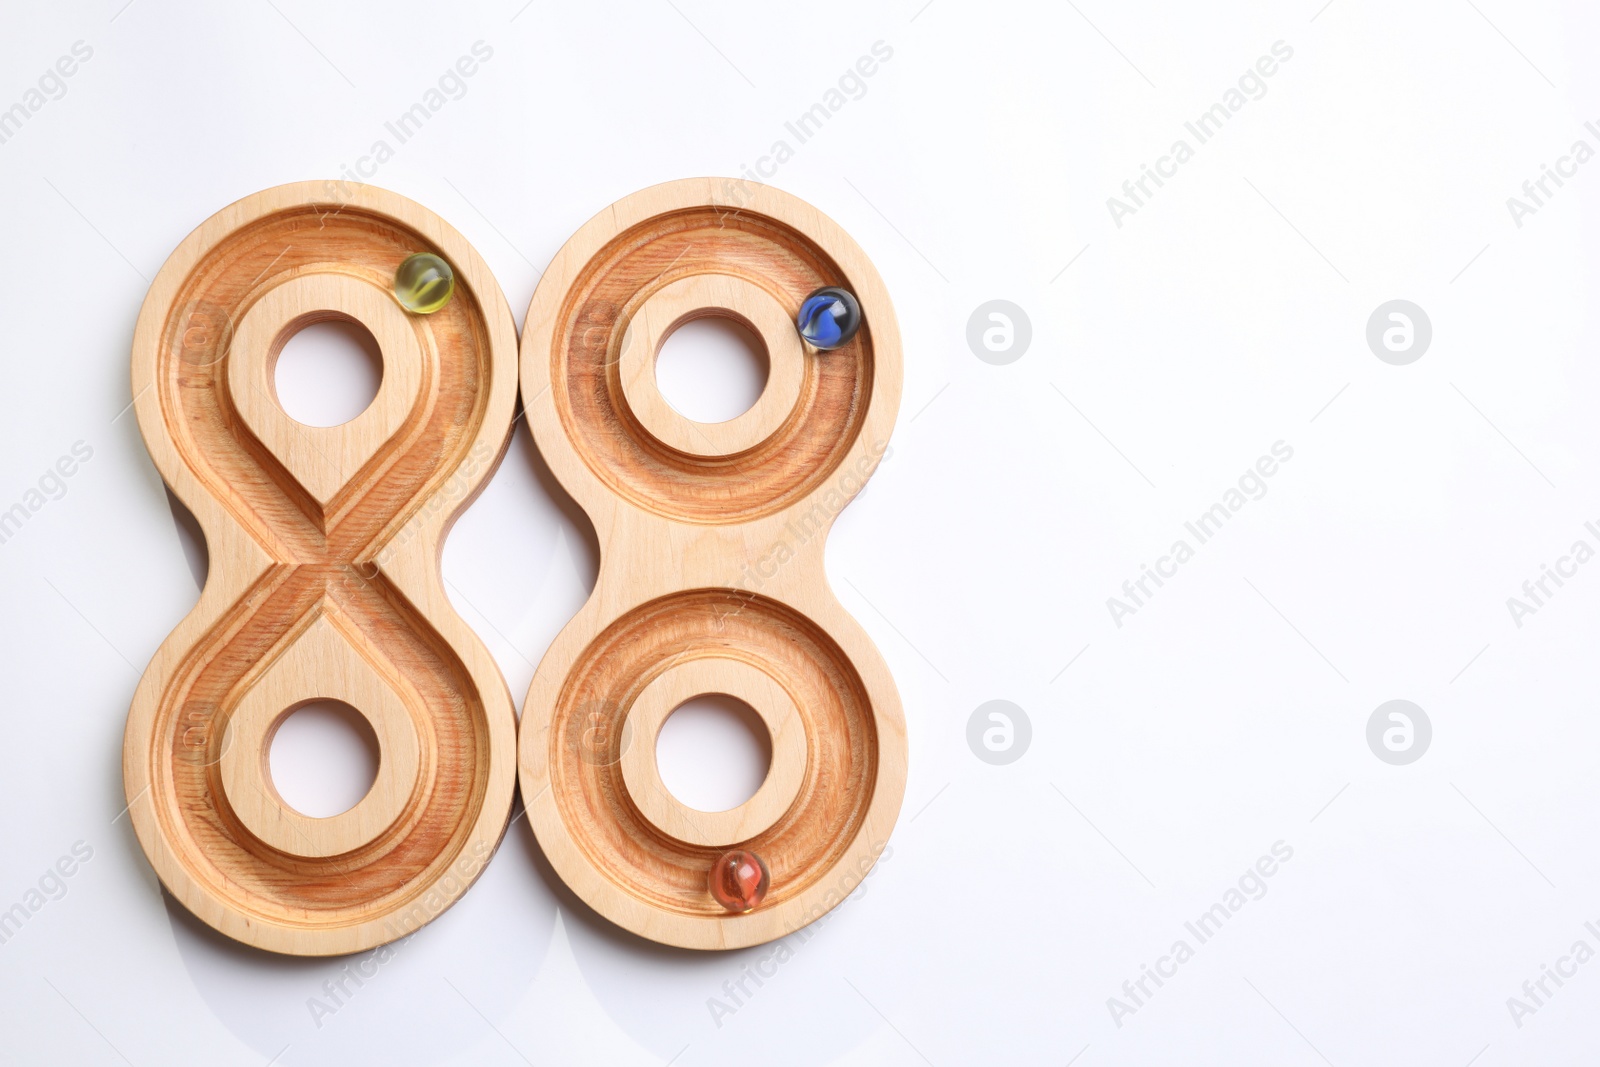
(517, 178, 907, 949)
(123, 182, 520, 956)
(618, 658, 806, 849)
(617, 273, 806, 458)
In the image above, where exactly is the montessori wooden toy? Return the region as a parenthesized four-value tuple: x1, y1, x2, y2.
(123, 183, 520, 956)
(517, 179, 907, 950)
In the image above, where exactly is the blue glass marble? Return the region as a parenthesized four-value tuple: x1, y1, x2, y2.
(796, 287, 862, 350)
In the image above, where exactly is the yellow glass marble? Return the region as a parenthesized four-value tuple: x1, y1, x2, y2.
(393, 253, 455, 314)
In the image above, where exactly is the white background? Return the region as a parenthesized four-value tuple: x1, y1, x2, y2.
(2, 0, 1599, 1063)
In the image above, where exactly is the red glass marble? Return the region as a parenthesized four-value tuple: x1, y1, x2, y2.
(709, 849, 770, 913)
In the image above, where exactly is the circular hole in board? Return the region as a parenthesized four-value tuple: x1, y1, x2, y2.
(655, 317, 769, 424)
(655, 694, 773, 812)
(275, 320, 383, 427)
(268, 700, 380, 818)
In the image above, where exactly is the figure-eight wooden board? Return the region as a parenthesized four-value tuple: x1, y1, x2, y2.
(518, 178, 907, 950)
(123, 182, 520, 956)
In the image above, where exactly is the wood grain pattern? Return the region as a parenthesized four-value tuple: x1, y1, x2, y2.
(518, 178, 906, 949)
(123, 182, 520, 956)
